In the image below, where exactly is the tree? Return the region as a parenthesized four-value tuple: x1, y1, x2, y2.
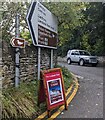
(45, 2, 103, 56)
(44, 2, 87, 56)
(1, 2, 104, 56)
(1, 2, 29, 42)
(81, 2, 103, 55)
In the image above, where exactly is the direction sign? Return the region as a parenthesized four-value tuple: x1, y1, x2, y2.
(26, 1, 58, 49)
(10, 37, 25, 48)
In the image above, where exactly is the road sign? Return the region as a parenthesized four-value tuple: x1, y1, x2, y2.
(10, 37, 25, 48)
(26, 1, 58, 49)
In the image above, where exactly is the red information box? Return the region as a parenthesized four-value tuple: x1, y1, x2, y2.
(38, 68, 67, 117)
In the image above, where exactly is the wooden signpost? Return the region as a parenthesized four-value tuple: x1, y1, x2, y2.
(38, 68, 67, 117)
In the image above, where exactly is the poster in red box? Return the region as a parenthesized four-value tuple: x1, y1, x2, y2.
(47, 78, 64, 105)
(38, 68, 67, 117)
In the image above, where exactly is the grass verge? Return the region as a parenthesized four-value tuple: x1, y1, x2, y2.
(2, 66, 73, 119)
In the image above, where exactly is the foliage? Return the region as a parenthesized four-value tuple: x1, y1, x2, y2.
(61, 66, 73, 90)
(20, 30, 32, 45)
(2, 81, 40, 119)
(55, 64, 73, 90)
(1, 2, 104, 56)
(43, 2, 87, 56)
(44, 2, 103, 56)
(2, 66, 73, 119)
(1, 2, 29, 42)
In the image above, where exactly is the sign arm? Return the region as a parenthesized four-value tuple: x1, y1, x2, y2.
(26, 1, 37, 45)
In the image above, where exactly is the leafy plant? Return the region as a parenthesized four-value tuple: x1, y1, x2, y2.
(2, 66, 73, 119)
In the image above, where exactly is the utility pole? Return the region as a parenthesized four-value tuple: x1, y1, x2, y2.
(51, 49, 53, 68)
(38, 47, 41, 80)
(15, 13, 20, 87)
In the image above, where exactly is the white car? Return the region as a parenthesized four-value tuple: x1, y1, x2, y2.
(67, 49, 98, 66)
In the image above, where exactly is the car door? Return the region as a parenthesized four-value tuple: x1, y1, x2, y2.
(71, 51, 80, 62)
(70, 51, 76, 62)
(74, 51, 80, 62)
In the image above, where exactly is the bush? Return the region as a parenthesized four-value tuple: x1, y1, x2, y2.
(2, 66, 73, 119)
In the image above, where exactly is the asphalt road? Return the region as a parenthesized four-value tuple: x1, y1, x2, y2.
(57, 62, 103, 118)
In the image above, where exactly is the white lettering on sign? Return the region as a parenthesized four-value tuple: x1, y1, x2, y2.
(37, 2, 57, 32)
(46, 73, 60, 79)
(26, 1, 58, 48)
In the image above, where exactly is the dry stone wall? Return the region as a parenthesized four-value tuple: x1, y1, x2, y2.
(2, 41, 57, 88)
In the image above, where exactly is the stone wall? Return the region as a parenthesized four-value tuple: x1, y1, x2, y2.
(2, 41, 57, 88)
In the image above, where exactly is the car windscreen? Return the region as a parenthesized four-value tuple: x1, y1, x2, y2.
(79, 51, 90, 56)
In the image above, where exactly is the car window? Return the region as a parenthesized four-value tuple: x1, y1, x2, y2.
(79, 51, 90, 56)
(71, 52, 75, 55)
(75, 51, 80, 55)
(71, 51, 80, 55)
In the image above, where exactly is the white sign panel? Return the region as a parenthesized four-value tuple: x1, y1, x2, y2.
(26, 1, 58, 48)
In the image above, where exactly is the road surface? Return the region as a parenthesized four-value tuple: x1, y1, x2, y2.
(57, 62, 103, 118)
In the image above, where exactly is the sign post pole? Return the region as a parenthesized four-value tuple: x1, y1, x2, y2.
(38, 47, 41, 80)
(26, 1, 58, 78)
(15, 13, 20, 87)
(51, 49, 53, 68)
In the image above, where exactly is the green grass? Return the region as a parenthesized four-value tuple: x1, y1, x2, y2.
(2, 81, 41, 119)
(2, 65, 73, 119)
(55, 65, 73, 90)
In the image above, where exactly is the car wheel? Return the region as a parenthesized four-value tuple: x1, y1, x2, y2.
(67, 58, 71, 65)
(79, 59, 84, 66)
